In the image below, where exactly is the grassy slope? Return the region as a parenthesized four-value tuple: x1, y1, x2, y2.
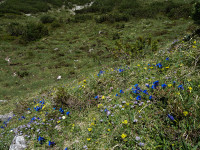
(0, 1, 200, 149)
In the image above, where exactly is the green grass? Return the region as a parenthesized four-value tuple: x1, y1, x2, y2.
(0, 0, 200, 149)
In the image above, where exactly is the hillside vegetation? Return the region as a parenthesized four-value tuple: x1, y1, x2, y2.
(0, 0, 200, 149)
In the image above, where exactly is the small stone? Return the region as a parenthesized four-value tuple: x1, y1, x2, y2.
(9, 135, 27, 150)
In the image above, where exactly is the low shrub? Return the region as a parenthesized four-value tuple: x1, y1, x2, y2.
(192, 2, 200, 24)
(21, 22, 49, 42)
(7, 22, 24, 36)
(40, 15, 55, 24)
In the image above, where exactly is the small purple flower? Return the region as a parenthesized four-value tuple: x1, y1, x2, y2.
(168, 114, 175, 121)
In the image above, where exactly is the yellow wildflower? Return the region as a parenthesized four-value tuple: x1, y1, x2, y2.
(183, 111, 188, 116)
(107, 129, 111, 132)
(90, 122, 95, 126)
(93, 118, 96, 121)
(72, 124, 75, 127)
(83, 79, 86, 83)
(176, 92, 180, 95)
(88, 128, 92, 132)
(144, 67, 147, 70)
(188, 87, 192, 93)
(122, 105, 125, 108)
(187, 79, 191, 82)
(57, 121, 60, 124)
(168, 84, 172, 87)
(97, 104, 103, 108)
(87, 138, 91, 141)
(126, 102, 130, 106)
(137, 64, 140, 67)
(42, 105, 46, 110)
(43, 119, 45, 122)
(192, 45, 197, 48)
(121, 133, 127, 139)
(122, 120, 128, 125)
(150, 67, 153, 69)
(165, 66, 169, 69)
(102, 96, 105, 99)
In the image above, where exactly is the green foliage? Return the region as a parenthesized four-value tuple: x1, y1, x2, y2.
(95, 13, 130, 23)
(192, 2, 200, 24)
(40, 15, 55, 24)
(7, 22, 24, 36)
(72, 14, 93, 23)
(21, 22, 49, 42)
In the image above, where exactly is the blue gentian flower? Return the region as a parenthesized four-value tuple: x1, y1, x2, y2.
(149, 96, 152, 100)
(153, 81, 159, 86)
(173, 81, 176, 84)
(95, 96, 99, 99)
(21, 116, 25, 119)
(166, 57, 169, 61)
(59, 108, 64, 114)
(168, 114, 175, 121)
(143, 90, 148, 95)
(116, 94, 119, 96)
(134, 84, 139, 88)
(48, 141, 55, 146)
(118, 69, 123, 73)
(136, 95, 141, 100)
(65, 148, 68, 150)
(151, 85, 156, 89)
(66, 112, 70, 116)
(161, 84, 167, 89)
(119, 90, 124, 93)
(145, 83, 149, 88)
(178, 85, 184, 90)
(104, 108, 108, 112)
(38, 136, 45, 144)
(156, 63, 162, 68)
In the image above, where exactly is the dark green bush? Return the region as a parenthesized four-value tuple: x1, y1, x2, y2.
(192, 2, 200, 24)
(22, 22, 49, 42)
(7, 22, 24, 36)
(51, 21, 61, 28)
(73, 14, 93, 23)
(40, 15, 55, 24)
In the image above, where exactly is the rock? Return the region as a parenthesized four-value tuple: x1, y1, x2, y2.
(9, 136, 27, 150)
(0, 112, 13, 122)
(57, 76, 61, 80)
(0, 100, 7, 102)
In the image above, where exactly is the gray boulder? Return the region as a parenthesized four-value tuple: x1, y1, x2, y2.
(9, 136, 27, 150)
(0, 112, 13, 122)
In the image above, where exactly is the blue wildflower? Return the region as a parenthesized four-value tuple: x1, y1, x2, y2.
(151, 85, 156, 89)
(59, 108, 64, 114)
(116, 94, 119, 96)
(156, 63, 162, 68)
(119, 90, 124, 93)
(118, 69, 123, 73)
(48, 141, 55, 146)
(143, 90, 148, 95)
(38, 136, 45, 144)
(153, 81, 159, 86)
(136, 95, 141, 100)
(66, 112, 70, 116)
(161, 84, 167, 89)
(145, 84, 149, 88)
(104, 108, 108, 112)
(21, 116, 25, 119)
(178, 85, 184, 90)
(166, 57, 169, 61)
(149, 96, 152, 100)
(134, 84, 139, 88)
(95, 96, 99, 99)
(65, 148, 68, 150)
(168, 114, 175, 121)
